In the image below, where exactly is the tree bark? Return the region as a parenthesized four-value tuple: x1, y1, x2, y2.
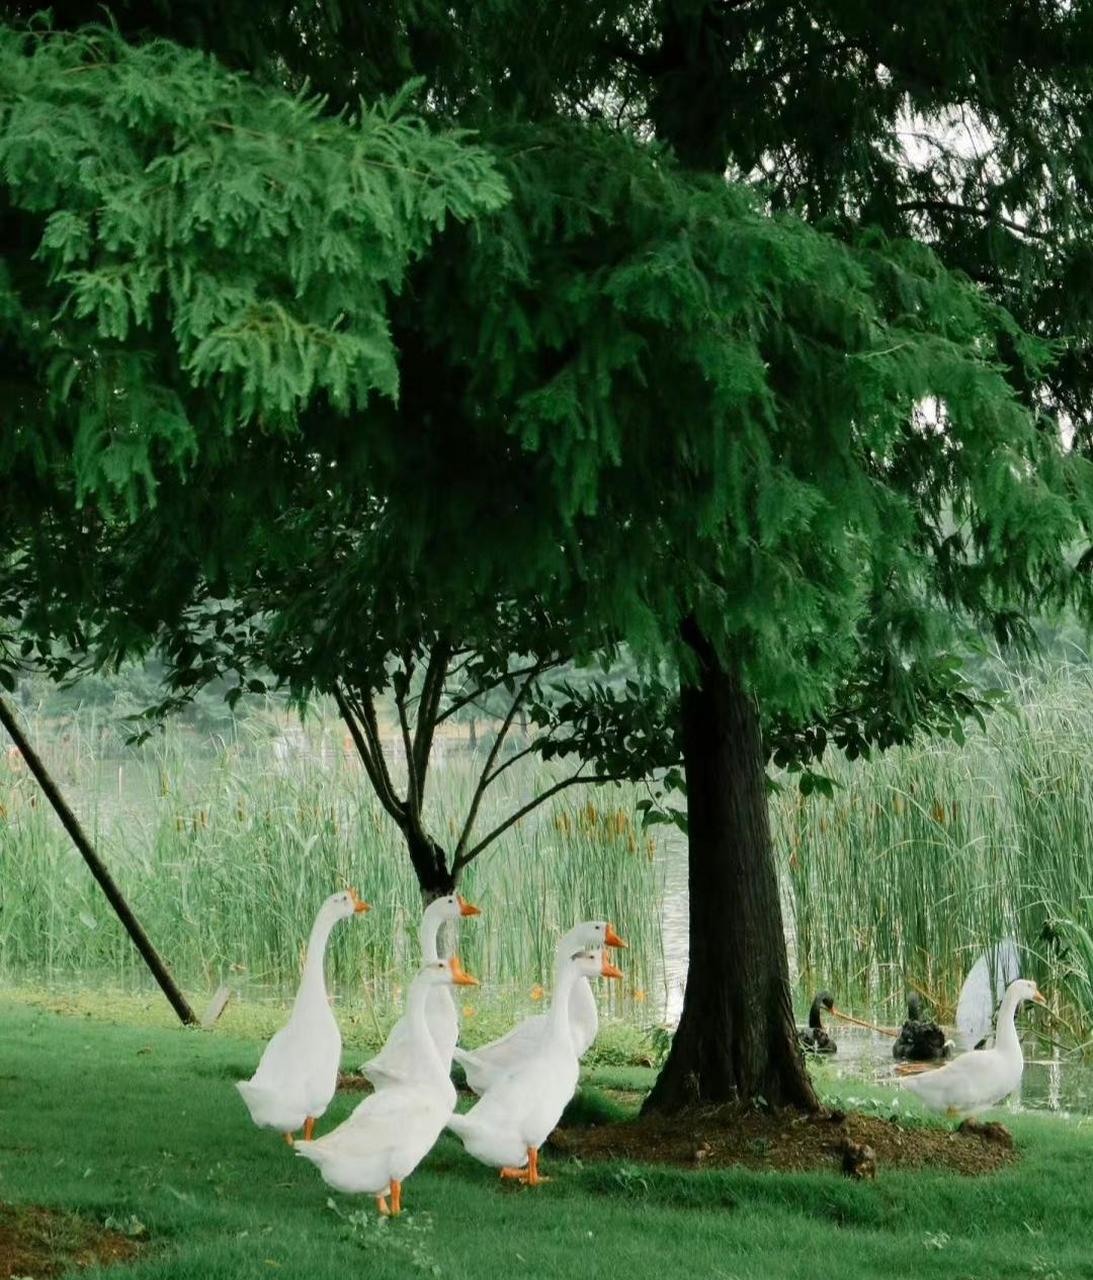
(643, 623, 817, 1113)
(405, 826, 455, 898)
(0, 695, 197, 1026)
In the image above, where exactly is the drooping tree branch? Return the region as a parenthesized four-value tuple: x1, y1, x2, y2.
(895, 199, 1051, 242)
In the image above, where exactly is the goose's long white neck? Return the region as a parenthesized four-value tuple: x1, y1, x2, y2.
(994, 987, 1025, 1054)
(293, 908, 338, 1013)
(547, 962, 583, 1054)
(408, 976, 448, 1085)
(419, 903, 445, 964)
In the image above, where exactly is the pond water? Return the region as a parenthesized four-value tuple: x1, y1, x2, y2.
(817, 1023, 1093, 1117)
(654, 830, 1093, 1117)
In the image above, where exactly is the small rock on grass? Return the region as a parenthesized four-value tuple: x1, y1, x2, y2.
(841, 1138, 877, 1180)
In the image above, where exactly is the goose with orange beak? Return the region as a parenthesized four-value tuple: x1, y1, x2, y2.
(362, 893, 481, 1090)
(453, 920, 626, 1094)
(237, 888, 370, 1144)
(447, 949, 622, 1185)
(298, 957, 480, 1215)
(901, 979, 1048, 1120)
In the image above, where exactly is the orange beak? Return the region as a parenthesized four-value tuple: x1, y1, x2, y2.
(604, 923, 627, 949)
(601, 958, 624, 980)
(1031, 988, 1048, 1007)
(457, 895, 481, 918)
(348, 888, 370, 914)
(449, 956, 481, 987)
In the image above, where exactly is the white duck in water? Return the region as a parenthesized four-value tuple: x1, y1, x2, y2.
(900, 979, 1046, 1118)
(296, 957, 480, 1215)
(361, 892, 481, 1089)
(447, 948, 622, 1184)
(237, 889, 369, 1142)
(452, 920, 626, 1095)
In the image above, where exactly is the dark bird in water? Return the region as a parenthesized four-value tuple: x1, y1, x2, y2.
(892, 993, 952, 1061)
(799, 991, 837, 1054)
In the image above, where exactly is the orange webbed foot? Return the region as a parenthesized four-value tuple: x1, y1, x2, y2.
(376, 1194, 390, 1216)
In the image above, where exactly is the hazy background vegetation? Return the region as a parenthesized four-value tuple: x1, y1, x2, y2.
(3, 636, 1093, 1050)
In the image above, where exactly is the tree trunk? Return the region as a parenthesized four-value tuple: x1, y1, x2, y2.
(643, 624, 817, 1113)
(404, 825, 455, 899)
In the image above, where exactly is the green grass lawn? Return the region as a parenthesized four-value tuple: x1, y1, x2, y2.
(1, 997, 1091, 1280)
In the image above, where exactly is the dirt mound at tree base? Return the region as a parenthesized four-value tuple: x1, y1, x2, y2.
(0, 1202, 141, 1278)
(551, 1104, 1017, 1177)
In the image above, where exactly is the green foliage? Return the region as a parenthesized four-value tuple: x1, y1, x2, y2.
(0, 22, 505, 511)
(5, 11, 1093, 996)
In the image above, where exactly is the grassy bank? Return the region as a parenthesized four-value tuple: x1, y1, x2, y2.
(1, 999, 1091, 1280)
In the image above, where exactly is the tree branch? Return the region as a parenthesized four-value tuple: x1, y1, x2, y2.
(412, 640, 450, 791)
(481, 732, 558, 788)
(453, 663, 544, 860)
(453, 771, 617, 872)
(393, 653, 421, 822)
(335, 683, 405, 825)
(895, 199, 1051, 242)
(435, 661, 554, 724)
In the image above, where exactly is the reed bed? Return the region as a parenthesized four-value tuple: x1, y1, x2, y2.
(779, 666, 1093, 1037)
(0, 710, 665, 1017)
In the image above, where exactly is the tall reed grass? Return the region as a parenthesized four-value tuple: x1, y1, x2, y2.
(0, 710, 665, 1016)
(779, 666, 1093, 1037)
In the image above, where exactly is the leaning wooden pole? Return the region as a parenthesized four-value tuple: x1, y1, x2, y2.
(0, 695, 197, 1026)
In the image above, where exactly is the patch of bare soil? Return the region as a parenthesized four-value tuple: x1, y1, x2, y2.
(337, 1071, 371, 1093)
(551, 1104, 1017, 1178)
(0, 1202, 141, 1279)
(338, 1071, 478, 1100)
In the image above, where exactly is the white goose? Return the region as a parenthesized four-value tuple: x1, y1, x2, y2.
(901, 978, 1047, 1117)
(296, 957, 480, 1215)
(453, 920, 625, 1094)
(361, 892, 480, 1089)
(237, 888, 369, 1143)
(447, 948, 622, 1185)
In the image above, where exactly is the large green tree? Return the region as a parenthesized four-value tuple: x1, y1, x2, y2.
(6, 7, 1093, 1115)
